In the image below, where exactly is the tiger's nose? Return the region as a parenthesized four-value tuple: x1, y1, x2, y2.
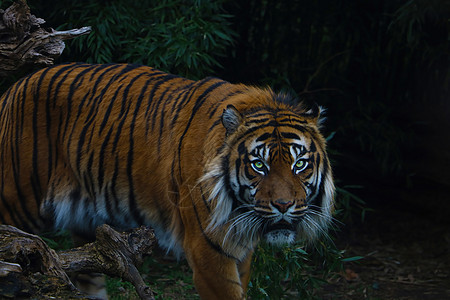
(271, 199, 294, 213)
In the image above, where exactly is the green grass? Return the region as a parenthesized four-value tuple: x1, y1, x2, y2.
(106, 252, 198, 300)
(104, 240, 346, 300)
(40, 230, 74, 250)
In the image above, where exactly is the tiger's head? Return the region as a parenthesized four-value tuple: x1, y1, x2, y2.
(202, 91, 334, 252)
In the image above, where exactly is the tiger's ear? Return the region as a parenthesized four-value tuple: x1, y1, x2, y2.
(222, 105, 243, 135)
(303, 103, 324, 125)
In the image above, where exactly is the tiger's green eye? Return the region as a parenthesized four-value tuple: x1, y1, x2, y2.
(251, 160, 266, 174)
(295, 161, 305, 168)
(293, 159, 308, 174)
(253, 161, 264, 169)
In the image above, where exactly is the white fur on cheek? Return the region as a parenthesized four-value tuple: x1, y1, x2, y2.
(199, 165, 233, 232)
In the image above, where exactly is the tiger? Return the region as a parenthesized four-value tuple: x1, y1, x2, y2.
(0, 63, 335, 299)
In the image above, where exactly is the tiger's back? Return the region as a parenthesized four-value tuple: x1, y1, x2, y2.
(0, 63, 226, 248)
(0, 63, 334, 299)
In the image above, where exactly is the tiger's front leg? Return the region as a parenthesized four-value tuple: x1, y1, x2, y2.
(184, 235, 247, 300)
(238, 250, 253, 295)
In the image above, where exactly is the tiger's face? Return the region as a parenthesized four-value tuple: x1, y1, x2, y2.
(205, 103, 334, 248)
(237, 127, 322, 245)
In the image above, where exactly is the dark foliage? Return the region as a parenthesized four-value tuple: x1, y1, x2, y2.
(27, 0, 235, 79)
(220, 0, 449, 182)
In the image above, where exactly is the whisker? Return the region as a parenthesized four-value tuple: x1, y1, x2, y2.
(249, 217, 264, 244)
(223, 211, 254, 244)
(306, 207, 342, 228)
(303, 215, 333, 243)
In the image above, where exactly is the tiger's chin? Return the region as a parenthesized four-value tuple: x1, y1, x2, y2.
(262, 221, 297, 245)
(264, 229, 296, 245)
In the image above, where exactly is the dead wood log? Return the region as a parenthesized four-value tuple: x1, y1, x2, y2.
(0, 225, 82, 299)
(0, 0, 91, 77)
(0, 224, 156, 300)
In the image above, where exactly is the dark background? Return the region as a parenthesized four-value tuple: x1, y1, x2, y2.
(219, 2, 450, 297)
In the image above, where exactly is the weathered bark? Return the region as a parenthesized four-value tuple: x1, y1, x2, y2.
(0, 224, 156, 299)
(0, 0, 91, 77)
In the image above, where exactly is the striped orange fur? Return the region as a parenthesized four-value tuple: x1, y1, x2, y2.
(0, 63, 334, 299)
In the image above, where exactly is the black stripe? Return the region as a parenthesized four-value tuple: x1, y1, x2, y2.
(316, 156, 329, 207)
(221, 154, 243, 212)
(0, 187, 21, 230)
(18, 78, 27, 136)
(45, 65, 83, 182)
(277, 117, 308, 124)
(75, 118, 96, 178)
(245, 118, 271, 125)
(276, 112, 306, 118)
(177, 80, 227, 179)
(151, 76, 188, 132)
(170, 78, 205, 127)
(199, 186, 211, 213)
(170, 159, 180, 209)
(170, 87, 195, 127)
(14, 75, 33, 171)
(243, 110, 273, 119)
(11, 163, 40, 230)
(103, 186, 114, 225)
(110, 72, 146, 224)
(6, 76, 36, 229)
(86, 123, 96, 155)
(31, 67, 56, 210)
(207, 90, 244, 119)
(281, 132, 301, 140)
(89, 63, 116, 81)
(255, 132, 272, 142)
(65, 64, 136, 144)
(143, 70, 177, 120)
(99, 84, 124, 135)
(86, 151, 96, 200)
(69, 188, 82, 217)
(144, 73, 172, 135)
(110, 157, 123, 222)
(98, 126, 114, 189)
(309, 140, 317, 152)
(62, 64, 100, 139)
(234, 156, 243, 199)
(241, 147, 257, 183)
(126, 76, 152, 225)
(240, 122, 310, 140)
(11, 206, 33, 233)
(309, 156, 325, 207)
(78, 64, 127, 125)
(190, 190, 238, 261)
(156, 82, 194, 153)
(111, 73, 146, 153)
(208, 118, 222, 135)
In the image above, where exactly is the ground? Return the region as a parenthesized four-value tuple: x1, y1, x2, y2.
(321, 177, 450, 300)
(323, 210, 450, 299)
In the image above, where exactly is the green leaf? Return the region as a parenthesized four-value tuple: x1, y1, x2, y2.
(341, 256, 364, 262)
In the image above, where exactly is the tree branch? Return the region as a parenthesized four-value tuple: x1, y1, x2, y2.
(0, 0, 91, 77)
(0, 224, 156, 299)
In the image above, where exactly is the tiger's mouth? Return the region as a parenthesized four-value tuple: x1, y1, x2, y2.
(263, 221, 297, 245)
(264, 220, 295, 234)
